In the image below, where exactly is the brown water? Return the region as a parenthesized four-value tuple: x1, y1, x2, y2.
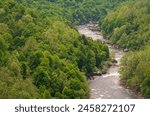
(78, 24, 136, 99)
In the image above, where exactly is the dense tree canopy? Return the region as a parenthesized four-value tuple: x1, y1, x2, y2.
(58, 0, 126, 24)
(100, 0, 150, 50)
(120, 46, 150, 98)
(0, 0, 114, 98)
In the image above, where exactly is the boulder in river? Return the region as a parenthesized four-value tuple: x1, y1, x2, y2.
(124, 48, 129, 52)
(112, 59, 118, 63)
(93, 72, 102, 76)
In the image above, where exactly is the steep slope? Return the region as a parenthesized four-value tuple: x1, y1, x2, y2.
(0, 0, 113, 98)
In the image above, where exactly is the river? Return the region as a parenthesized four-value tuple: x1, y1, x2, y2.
(78, 24, 136, 99)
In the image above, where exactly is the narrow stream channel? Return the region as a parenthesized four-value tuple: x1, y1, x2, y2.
(78, 24, 136, 99)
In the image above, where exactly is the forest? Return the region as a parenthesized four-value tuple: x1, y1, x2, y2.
(0, 0, 115, 99)
(100, 0, 150, 50)
(100, 0, 150, 97)
(0, 0, 150, 98)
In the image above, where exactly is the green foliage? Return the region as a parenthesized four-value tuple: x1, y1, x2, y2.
(45, 0, 126, 24)
(100, 0, 150, 50)
(0, 0, 112, 98)
(0, 67, 39, 99)
(120, 46, 150, 97)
